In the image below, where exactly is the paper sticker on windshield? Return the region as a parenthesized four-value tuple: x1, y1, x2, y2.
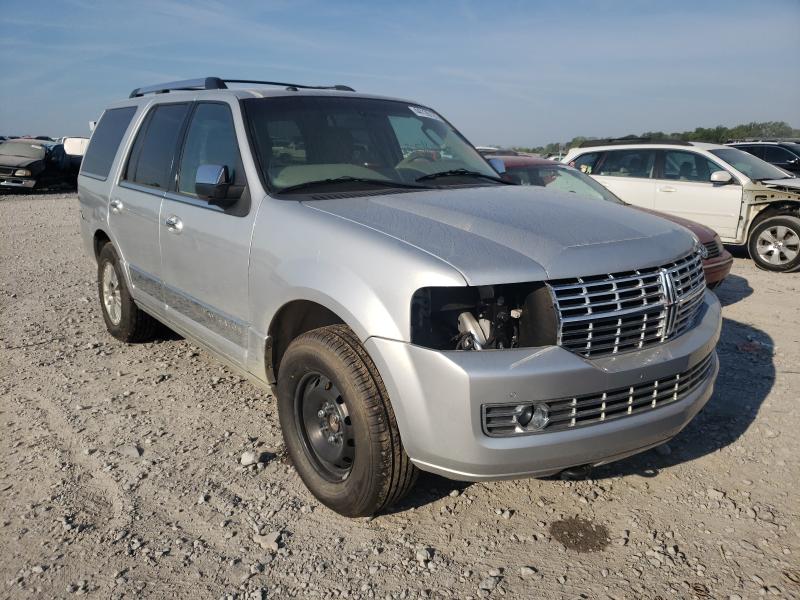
(408, 106, 442, 121)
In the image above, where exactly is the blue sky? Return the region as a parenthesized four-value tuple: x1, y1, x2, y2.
(1, 0, 798, 146)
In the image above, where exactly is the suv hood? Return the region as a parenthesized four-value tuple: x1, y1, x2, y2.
(304, 186, 695, 285)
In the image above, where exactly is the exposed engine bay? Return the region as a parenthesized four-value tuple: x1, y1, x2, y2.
(410, 283, 558, 351)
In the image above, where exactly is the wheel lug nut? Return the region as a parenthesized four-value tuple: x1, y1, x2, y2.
(327, 435, 336, 444)
(317, 409, 326, 418)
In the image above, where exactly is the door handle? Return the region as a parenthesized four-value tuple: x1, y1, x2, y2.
(658, 186, 677, 193)
(109, 198, 123, 213)
(165, 215, 183, 233)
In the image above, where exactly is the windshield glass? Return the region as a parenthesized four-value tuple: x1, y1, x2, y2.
(709, 147, 791, 181)
(504, 163, 625, 204)
(243, 96, 498, 192)
(0, 141, 46, 159)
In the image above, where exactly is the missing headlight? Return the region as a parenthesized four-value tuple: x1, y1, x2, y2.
(410, 282, 558, 350)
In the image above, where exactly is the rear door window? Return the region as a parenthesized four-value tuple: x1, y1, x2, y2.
(81, 106, 137, 179)
(569, 152, 600, 174)
(594, 149, 655, 178)
(124, 103, 190, 190)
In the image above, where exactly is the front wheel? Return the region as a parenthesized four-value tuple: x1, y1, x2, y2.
(277, 325, 417, 517)
(748, 215, 800, 272)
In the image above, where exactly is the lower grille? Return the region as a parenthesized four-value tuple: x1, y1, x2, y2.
(482, 353, 714, 436)
(703, 239, 721, 259)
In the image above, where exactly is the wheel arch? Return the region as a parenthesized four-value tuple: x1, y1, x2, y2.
(747, 200, 800, 241)
(93, 228, 112, 260)
(266, 299, 347, 384)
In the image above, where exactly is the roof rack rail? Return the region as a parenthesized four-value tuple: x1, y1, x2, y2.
(129, 77, 355, 98)
(726, 138, 800, 144)
(578, 137, 692, 148)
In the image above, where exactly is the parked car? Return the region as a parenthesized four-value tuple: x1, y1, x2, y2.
(487, 155, 733, 288)
(563, 139, 800, 272)
(0, 138, 74, 190)
(726, 140, 800, 175)
(79, 77, 721, 517)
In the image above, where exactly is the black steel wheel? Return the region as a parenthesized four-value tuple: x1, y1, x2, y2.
(277, 325, 417, 517)
(294, 372, 355, 481)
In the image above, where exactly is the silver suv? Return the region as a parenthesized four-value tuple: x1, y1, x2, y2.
(78, 77, 721, 517)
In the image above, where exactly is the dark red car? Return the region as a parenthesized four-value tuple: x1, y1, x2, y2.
(488, 155, 733, 289)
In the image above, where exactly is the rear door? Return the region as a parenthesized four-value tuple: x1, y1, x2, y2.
(158, 100, 255, 364)
(110, 102, 191, 308)
(652, 149, 742, 238)
(591, 149, 657, 208)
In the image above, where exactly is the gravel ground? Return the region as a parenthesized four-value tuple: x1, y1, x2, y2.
(1, 192, 798, 600)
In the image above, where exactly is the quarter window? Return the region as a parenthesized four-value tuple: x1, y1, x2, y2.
(595, 150, 655, 178)
(662, 151, 722, 182)
(81, 107, 136, 179)
(124, 103, 190, 189)
(177, 103, 245, 197)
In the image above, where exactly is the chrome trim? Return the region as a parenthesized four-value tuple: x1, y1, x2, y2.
(162, 283, 247, 346)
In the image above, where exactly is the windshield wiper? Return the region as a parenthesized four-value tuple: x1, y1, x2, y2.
(277, 176, 430, 194)
(415, 169, 511, 184)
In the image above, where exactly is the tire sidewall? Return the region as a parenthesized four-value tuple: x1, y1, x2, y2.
(748, 216, 800, 273)
(97, 244, 138, 339)
(277, 337, 381, 517)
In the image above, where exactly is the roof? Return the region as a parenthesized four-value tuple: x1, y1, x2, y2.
(484, 154, 558, 168)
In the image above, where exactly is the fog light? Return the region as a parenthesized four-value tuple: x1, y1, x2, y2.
(516, 403, 549, 431)
(530, 404, 550, 430)
(516, 405, 534, 427)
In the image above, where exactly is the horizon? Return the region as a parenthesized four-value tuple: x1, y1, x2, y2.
(1, 0, 799, 146)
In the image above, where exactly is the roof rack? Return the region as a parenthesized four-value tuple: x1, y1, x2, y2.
(578, 137, 692, 148)
(129, 77, 355, 98)
(726, 138, 800, 144)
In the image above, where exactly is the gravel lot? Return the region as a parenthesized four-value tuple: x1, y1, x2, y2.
(1, 192, 798, 600)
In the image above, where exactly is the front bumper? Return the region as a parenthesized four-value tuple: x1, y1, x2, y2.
(366, 290, 721, 481)
(703, 251, 734, 289)
(0, 177, 37, 189)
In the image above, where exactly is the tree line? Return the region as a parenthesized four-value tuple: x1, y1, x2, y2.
(512, 121, 800, 156)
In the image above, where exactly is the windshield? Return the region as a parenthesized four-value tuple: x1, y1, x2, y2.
(0, 141, 46, 159)
(504, 162, 625, 204)
(243, 96, 498, 193)
(709, 147, 791, 181)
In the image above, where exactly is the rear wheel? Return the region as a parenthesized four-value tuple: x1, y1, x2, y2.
(277, 325, 417, 517)
(748, 215, 800, 272)
(97, 243, 159, 342)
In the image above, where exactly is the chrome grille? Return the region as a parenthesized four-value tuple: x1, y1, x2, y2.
(549, 251, 706, 358)
(703, 239, 721, 259)
(482, 353, 714, 436)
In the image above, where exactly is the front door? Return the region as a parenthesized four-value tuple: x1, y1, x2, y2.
(158, 101, 256, 365)
(109, 102, 191, 308)
(653, 150, 742, 239)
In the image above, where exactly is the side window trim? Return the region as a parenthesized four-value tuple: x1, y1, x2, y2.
(121, 101, 191, 190)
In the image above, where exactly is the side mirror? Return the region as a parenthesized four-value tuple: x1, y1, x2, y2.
(195, 164, 231, 201)
(487, 158, 506, 174)
(710, 170, 733, 184)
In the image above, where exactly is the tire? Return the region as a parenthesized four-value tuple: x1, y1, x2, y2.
(277, 325, 417, 517)
(747, 215, 800, 273)
(97, 243, 159, 342)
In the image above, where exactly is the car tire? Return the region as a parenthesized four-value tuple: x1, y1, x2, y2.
(747, 215, 800, 273)
(277, 324, 417, 517)
(97, 243, 159, 342)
